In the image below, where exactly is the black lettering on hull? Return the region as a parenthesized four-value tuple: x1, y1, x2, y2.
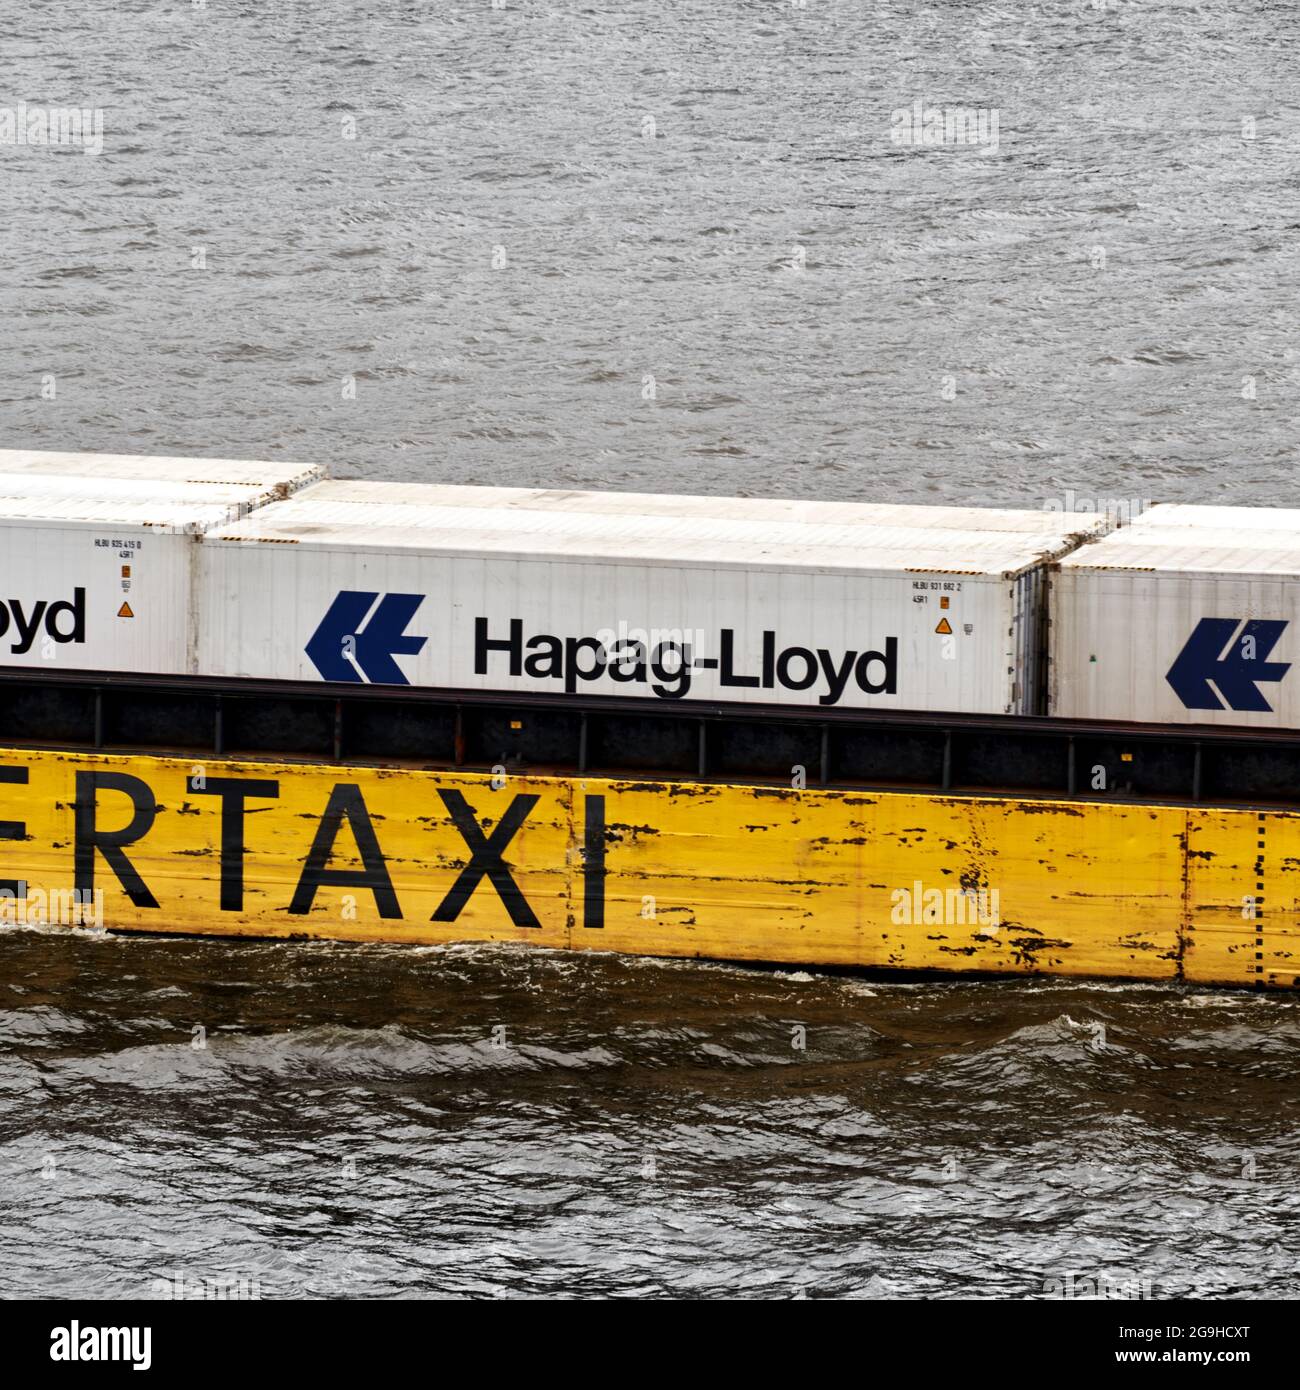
(583, 794, 605, 930)
(432, 790, 540, 928)
(189, 776, 280, 912)
(289, 783, 402, 918)
(0, 764, 28, 900)
(74, 771, 159, 908)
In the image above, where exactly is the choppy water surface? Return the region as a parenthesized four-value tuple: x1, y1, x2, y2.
(1, 1, 1299, 1297)
(3, 932, 1298, 1299)
(2, 1, 1297, 506)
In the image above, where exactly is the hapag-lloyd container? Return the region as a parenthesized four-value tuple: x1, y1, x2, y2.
(0, 495, 245, 675)
(197, 486, 1111, 713)
(0, 453, 322, 675)
(1051, 505, 1300, 728)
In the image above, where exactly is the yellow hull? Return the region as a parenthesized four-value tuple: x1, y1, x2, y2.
(1, 746, 1295, 990)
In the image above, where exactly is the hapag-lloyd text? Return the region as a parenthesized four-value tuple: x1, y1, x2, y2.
(474, 618, 899, 704)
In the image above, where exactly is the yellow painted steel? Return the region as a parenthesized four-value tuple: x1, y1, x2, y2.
(1184, 808, 1300, 989)
(0, 746, 1296, 990)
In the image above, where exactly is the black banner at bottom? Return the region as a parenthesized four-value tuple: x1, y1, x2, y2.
(0, 1297, 1281, 1375)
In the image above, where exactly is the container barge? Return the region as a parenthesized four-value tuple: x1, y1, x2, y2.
(0, 450, 1295, 992)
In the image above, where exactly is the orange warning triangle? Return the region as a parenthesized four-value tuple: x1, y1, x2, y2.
(117, 601, 134, 619)
(935, 617, 952, 635)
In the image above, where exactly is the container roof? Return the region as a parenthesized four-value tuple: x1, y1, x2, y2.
(0, 450, 323, 528)
(0, 492, 246, 532)
(1060, 504, 1300, 577)
(0, 449, 321, 491)
(1130, 502, 1300, 532)
(206, 494, 1094, 577)
(298, 479, 1109, 537)
(0, 471, 300, 512)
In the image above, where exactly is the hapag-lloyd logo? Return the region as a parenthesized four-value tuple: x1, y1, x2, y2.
(476, 618, 897, 703)
(304, 593, 899, 703)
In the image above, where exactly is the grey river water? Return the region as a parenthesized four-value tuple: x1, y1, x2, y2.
(0, 1, 1297, 1298)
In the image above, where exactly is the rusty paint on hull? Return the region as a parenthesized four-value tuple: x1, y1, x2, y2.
(0, 746, 1295, 990)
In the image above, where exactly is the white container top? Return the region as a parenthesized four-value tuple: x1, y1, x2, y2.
(298, 477, 1110, 537)
(1125, 502, 1300, 532)
(0, 448, 321, 494)
(1058, 524, 1300, 578)
(207, 486, 1107, 578)
(0, 491, 249, 533)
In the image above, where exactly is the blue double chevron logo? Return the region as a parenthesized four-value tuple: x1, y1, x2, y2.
(1165, 618, 1290, 713)
(305, 591, 427, 684)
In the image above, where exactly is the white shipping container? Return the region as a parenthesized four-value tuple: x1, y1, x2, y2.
(0, 498, 236, 675)
(0, 455, 322, 675)
(1051, 516, 1300, 727)
(197, 491, 1104, 713)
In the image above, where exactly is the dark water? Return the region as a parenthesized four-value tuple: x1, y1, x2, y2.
(2, 1, 1297, 506)
(3, 1, 1300, 1298)
(4, 931, 1298, 1299)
